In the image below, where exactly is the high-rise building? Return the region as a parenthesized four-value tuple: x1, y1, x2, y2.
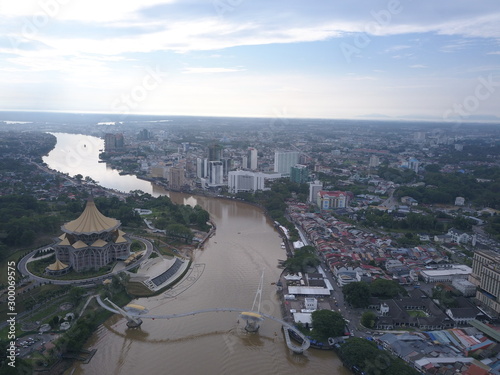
(222, 158, 232, 177)
(196, 158, 208, 179)
(104, 133, 124, 151)
(208, 161, 223, 186)
(290, 164, 309, 184)
(247, 147, 258, 170)
(196, 158, 203, 179)
(308, 180, 323, 203)
(115, 133, 124, 148)
(169, 167, 185, 190)
(274, 151, 299, 176)
(208, 143, 223, 161)
(138, 128, 151, 140)
(228, 170, 281, 194)
(469, 250, 500, 317)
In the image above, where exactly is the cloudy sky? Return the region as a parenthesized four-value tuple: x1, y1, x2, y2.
(1, 0, 500, 120)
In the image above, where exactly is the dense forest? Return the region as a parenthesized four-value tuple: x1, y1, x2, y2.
(395, 166, 500, 208)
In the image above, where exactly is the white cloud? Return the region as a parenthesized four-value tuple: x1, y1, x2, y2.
(384, 45, 412, 53)
(183, 67, 245, 73)
(409, 64, 428, 69)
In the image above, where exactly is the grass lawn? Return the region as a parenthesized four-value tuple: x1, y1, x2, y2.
(406, 310, 428, 317)
(27, 257, 114, 280)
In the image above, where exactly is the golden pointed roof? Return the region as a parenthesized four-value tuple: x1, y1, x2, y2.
(91, 239, 107, 247)
(115, 229, 127, 243)
(46, 259, 69, 271)
(115, 235, 127, 243)
(72, 240, 87, 249)
(62, 198, 120, 234)
(59, 236, 71, 246)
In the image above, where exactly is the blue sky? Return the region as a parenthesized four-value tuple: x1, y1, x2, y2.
(1, 0, 499, 121)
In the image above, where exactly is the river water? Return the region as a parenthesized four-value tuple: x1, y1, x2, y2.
(43, 133, 349, 375)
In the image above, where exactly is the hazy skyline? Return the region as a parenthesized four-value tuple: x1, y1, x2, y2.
(1, 1, 500, 121)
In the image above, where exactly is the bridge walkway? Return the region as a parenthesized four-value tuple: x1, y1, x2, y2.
(96, 296, 310, 353)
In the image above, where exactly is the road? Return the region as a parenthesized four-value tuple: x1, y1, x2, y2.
(319, 263, 369, 339)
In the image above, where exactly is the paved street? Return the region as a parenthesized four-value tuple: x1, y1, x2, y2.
(319, 262, 369, 339)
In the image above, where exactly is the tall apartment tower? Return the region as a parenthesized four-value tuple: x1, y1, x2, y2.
(469, 250, 500, 317)
(104, 133, 124, 152)
(290, 164, 309, 184)
(247, 147, 258, 170)
(169, 167, 185, 190)
(222, 158, 232, 177)
(274, 151, 299, 176)
(208, 143, 223, 161)
(308, 180, 323, 203)
(196, 158, 209, 179)
(208, 161, 223, 186)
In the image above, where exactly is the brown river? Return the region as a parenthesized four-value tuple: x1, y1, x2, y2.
(43, 133, 350, 375)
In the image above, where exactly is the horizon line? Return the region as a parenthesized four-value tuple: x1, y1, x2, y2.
(0, 109, 499, 125)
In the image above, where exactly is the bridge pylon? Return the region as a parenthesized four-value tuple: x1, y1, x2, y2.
(240, 270, 265, 332)
(104, 298, 143, 328)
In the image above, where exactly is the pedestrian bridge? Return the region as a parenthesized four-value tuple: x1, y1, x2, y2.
(96, 295, 310, 353)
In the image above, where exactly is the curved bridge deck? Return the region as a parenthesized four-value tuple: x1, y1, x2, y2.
(97, 296, 310, 353)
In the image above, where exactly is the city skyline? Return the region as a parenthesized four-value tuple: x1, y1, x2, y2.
(1, 1, 500, 121)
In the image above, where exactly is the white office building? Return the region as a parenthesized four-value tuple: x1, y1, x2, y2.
(274, 151, 299, 176)
(228, 170, 281, 193)
(248, 147, 258, 170)
(308, 180, 323, 203)
(208, 161, 223, 186)
(196, 157, 208, 179)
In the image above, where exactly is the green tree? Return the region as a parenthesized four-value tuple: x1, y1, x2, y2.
(369, 279, 405, 299)
(69, 287, 86, 305)
(343, 282, 371, 308)
(283, 247, 320, 273)
(166, 223, 193, 243)
(50, 315, 60, 328)
(340, 337, 420, 375)
(311, 310, 346, 339)
(361, 311, 376, 328)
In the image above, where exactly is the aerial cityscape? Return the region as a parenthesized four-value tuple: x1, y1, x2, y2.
(1, 1, 500, 375)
